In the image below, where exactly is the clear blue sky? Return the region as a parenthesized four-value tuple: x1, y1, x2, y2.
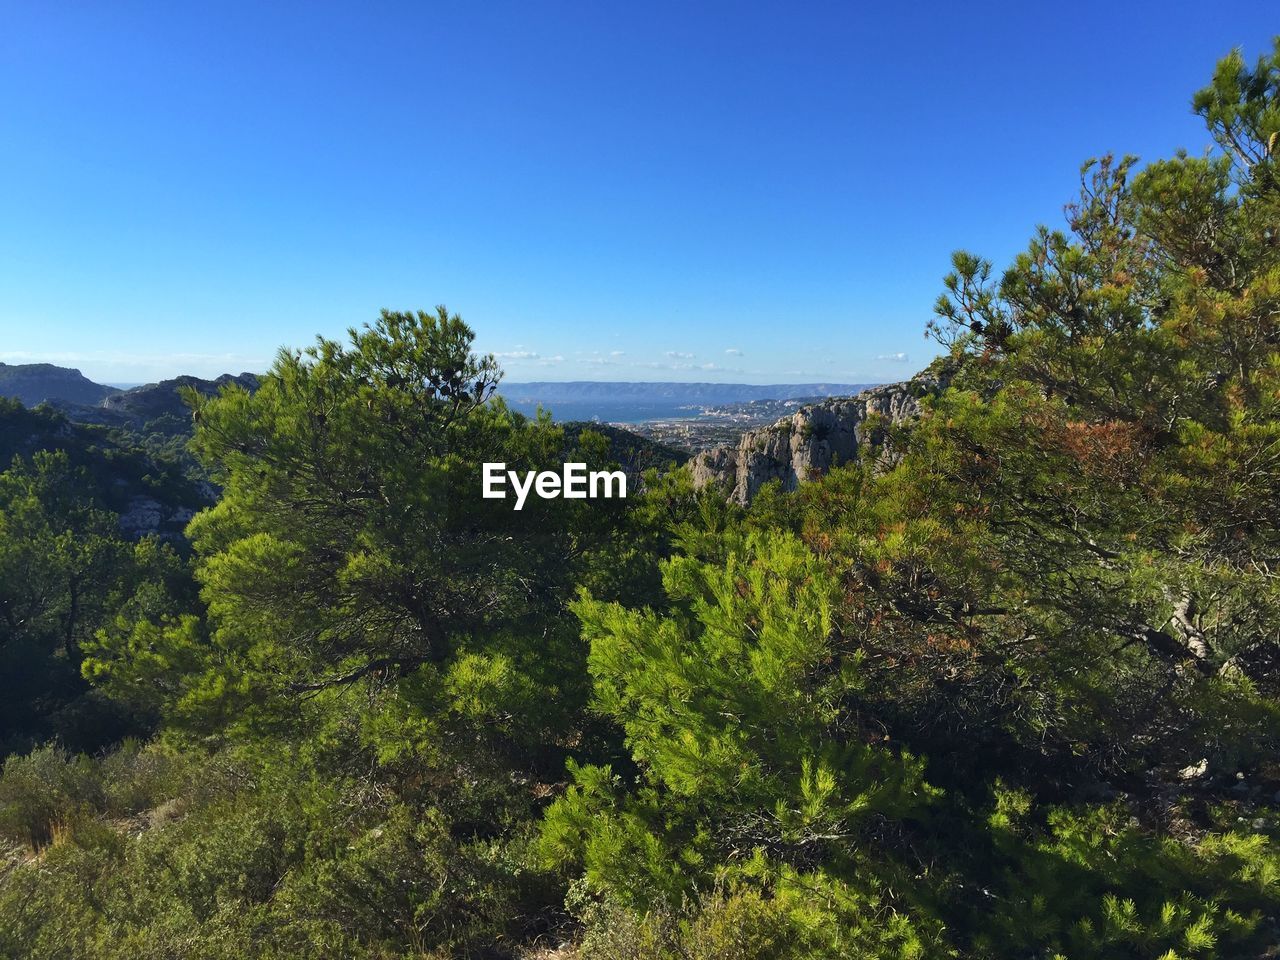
(0, 2, 1274, 384)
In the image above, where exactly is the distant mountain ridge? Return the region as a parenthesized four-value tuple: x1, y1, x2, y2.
(1, 363, 261, 430)
(0, 362, 122, 407)
(0, 363, 697, 537)
(3, 364, 875, 414)
(40, 374, 261, 435)
(499, 381, 877, 406)
(101, 373, 261, 424)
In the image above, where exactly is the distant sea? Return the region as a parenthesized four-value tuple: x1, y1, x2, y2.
(497, 381, 876, 424)
(502, 399, 700, 424)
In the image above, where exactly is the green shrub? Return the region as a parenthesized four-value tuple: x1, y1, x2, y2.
(0, 745, 101, 847)
(97, 739, 191, 816)
(572, 882, 935, 960)
(970, 795, 1280, 959)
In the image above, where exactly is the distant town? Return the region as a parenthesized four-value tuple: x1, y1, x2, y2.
(620, 396, 830, 451)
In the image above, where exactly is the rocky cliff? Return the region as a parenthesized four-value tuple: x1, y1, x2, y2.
(688, 378, 934, 504)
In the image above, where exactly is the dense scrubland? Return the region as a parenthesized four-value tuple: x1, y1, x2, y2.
(3, 44, 1280, 959)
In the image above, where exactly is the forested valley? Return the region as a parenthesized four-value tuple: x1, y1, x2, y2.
(2, 45, 1280, 959)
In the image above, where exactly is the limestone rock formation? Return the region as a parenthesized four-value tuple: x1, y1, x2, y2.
(117, 496, 197, 539)
(689, 378, 934, 504)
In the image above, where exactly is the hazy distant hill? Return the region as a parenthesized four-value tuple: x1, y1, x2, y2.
(0, 362, 121, 407)
(500, 381, 876, 406)
(4, 364, 874, 421)
(0, 364, 693, 486)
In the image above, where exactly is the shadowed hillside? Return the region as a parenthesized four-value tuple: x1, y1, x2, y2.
(0, 362, 120, 407)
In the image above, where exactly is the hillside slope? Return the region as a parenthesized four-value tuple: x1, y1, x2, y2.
(0, 363, 120, 407)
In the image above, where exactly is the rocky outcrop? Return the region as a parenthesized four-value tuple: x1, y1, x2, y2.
(100, 373, 259, 424)
(47, 372, 261, 434)
(117, 496, 198, 539)
(689, 378, 934, 504)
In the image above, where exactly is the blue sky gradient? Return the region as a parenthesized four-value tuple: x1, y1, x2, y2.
(1, 2, 1275, 383)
